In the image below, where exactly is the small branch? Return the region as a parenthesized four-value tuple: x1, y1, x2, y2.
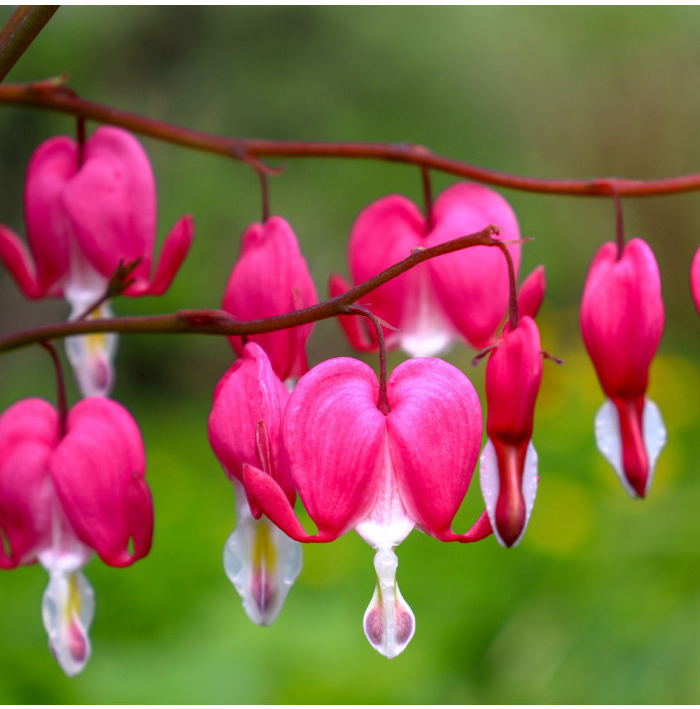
(74, 259, 142, 321)
(606, 183, 626, 259)
(0, 7, 59, 83)
(494, 241, 519, 330)
(0, 226, 500, 354)
(39, 341, 67, 437)
(421, 165, 434, 229)
(0, 79, 699, 197)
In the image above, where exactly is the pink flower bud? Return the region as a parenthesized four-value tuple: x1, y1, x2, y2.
(580, 239, 666, 498)
(222, 217, 318, 383)
(480, 316, 542, 548)
(517, 265, 546, 320)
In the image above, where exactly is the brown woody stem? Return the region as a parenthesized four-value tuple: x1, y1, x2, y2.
(0, 80, 699, 197)
(0, 7, 59, 83)
(39, 341, 67, 437)
(0, 226, 500, 354)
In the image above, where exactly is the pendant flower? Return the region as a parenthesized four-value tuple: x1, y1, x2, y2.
(580, 238, 666, 498)
(222, 216, 317, 384)
(208, 343, 302, 626)
(0, 126, 194, 396)
(480, 315, 543, 547)
(329, 182, 520, 356)
(244, 356, 491, 658)
(0, 396, 153, 676)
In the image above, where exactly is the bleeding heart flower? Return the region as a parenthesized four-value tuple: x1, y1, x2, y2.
(580, 238, 666, 498)
(329, 182, 520, 356)
(222, 217, 318, 384)
(480, 315, 543, 548)
(0, 396, 152, 676)
(0, 126, 194, 396)
(208, 343, 302, 626)
(244, 356, 491, 658)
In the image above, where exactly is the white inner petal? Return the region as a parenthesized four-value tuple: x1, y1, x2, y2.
(355, 436, 414, 549)
(362, 546, 415, 659)
(223, 482, 302, 626)
(400, 268, 454, 358)
(594, 397, 666, 498)
(41, 568, 95, 677)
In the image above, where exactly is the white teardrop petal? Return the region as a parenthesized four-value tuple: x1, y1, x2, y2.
(594, 399, 633, 496)
(512, 441, 539, 548)
(41, 569, 95, 677)
(223, 513, 302, 627)
(594, 398, 666, 498)
(362, 546, 415, 659)
(64, 300, 118, 398)
(641, 397, 667, 496)
(479, 438, 502, 545)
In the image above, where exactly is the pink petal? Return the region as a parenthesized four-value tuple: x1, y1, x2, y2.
(0, 225, 40, 298)
(50, 397, 151, 567)
(243, 463, 329, 542)
(483, 317, 542, 546)
(61, 127, 156, 285)
(283, 357, 386, 539)
(691, 245, 700, 315)
(328, 272, 378, 351)
(135, 213, 194, 296)
(0, 399, 59, 567)
(428, 509, 493, 543)
(486, 316, 542, 442)
(222, 217, 318, 381)
(517, 265, 546, 320)
(580, 239, 664, 399)
(24, 136, 76, 295)
(208, 342, 293, 507)
(386, 357, 483, 537)
(347, 194, 427, 349)
(427, 182, 521, 349)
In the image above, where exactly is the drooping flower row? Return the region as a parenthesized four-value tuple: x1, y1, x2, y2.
(0, 126, 683, 673)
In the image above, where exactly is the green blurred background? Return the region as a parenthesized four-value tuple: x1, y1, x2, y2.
(0, 6, 699, 703)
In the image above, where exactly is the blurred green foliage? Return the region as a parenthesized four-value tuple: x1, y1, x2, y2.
(0, 6, 698, 704)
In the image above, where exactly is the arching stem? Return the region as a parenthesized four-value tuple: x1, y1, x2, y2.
(40, 341, 67, 437)
(421, 165, 434, 230)
(495, 241, 519, 330)
(344, 304, 390, 415)
(76, 114, 86, 167)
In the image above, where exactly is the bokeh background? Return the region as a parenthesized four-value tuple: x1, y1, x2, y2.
(0, 6, 699, 703)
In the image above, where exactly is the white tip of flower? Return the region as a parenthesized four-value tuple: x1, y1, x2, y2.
(400, 274, 454, 357)
(479, 438, 539, 548)
(363, 546, 415, 659)
(41, 569, 95, 677)
(594, 398, 666, 498)
(223, 515, 302, 626)
(64, 301, 118, 398)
